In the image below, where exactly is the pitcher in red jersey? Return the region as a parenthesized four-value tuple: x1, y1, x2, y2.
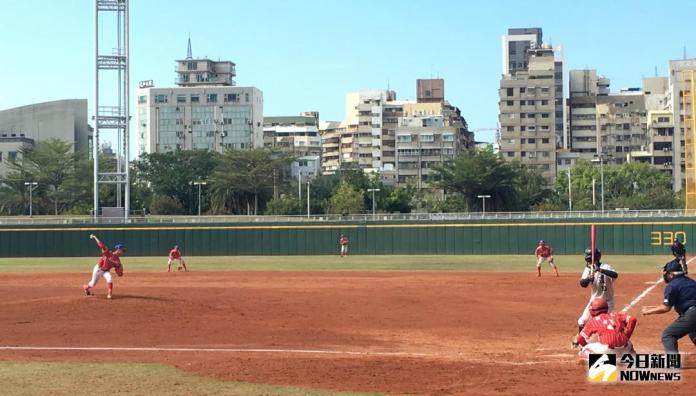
(83, 234, 126, 299)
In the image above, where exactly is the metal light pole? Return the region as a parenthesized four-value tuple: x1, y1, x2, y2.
(298, 172, 302, 200)
(567, 168, 572, 211)
(477, 194, 491, 215)
(24, 182, 38, 217)
(592, 154, 610, 213)
(367, 188, 380, 216)
(193, 181, 207, 216)
(307, 180, 310, 218)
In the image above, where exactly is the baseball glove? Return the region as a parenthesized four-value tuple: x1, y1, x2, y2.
(116, 267, 123, 277)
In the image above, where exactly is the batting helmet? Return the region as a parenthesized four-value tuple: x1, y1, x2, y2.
(590, 297, 609, 317)
(584, 248, 601, 263)
(114, 243, 126, 252)
(538, 240, 545, 245)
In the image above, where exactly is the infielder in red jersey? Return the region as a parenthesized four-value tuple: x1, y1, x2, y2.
(574, 297, 637, 359)
(83, 234, 126, 299)
(339, 234, 349, 257)
(167, 245, 188, 272)
(535, 240, 559, 277)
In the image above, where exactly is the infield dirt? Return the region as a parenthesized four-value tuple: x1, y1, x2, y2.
(0, 271, 693, 395)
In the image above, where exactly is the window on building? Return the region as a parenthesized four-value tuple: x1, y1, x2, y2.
(541, 113, 550, 118)
(521, 138, 526, 144)
(207, 94, 218, 103)
(541, 87, 550, 93)
(521, 126, 526, 131)
(0, 152, 2, 162)
(506, 126, 514, 132)
(528, 138, 536, 143)
(506, 88, 514, 96)
(507, 152, 514, 157)
(520, 87, 526, 93)
(191, 95, 200, 103)
(521, 113, 526, 118)
(245, 93, 250, 103)
(420, 134, 434, 142)
(542, 138, 549, 144)
(177, 95, 186, 103)
(542, 152, 550, 157)
(521, 151, 526, 157)
(8, 151, 17, 161)
(224, 93, 238, 103)
(541, 100, 548, 105)
(155, 95, 168, 104)
(442, 133, 454, 141)
(506, 100, 514, 106)
(138, 95, 147, 104)
(397, 135, 412, 143)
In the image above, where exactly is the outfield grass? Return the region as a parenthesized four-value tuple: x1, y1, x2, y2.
(0, 254, 672, 273)
(0, 362, 380, 396)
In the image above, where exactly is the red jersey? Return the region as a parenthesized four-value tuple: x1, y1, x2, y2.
(169, 248, 181, 259)
(97, 241, 123, 272)
(578, 312, 637, 348)
(535, 245, 552, 257)
(339, 236, 349, 246)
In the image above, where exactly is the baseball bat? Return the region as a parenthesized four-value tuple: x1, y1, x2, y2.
(590, 224, 597, 275)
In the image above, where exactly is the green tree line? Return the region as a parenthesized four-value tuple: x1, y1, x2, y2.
(0, 140, 681, 216)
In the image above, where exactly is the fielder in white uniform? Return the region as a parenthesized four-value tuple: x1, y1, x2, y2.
(577, 248, 619, 332)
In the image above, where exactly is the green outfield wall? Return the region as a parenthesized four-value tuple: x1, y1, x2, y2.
(0, 219, 691, 257)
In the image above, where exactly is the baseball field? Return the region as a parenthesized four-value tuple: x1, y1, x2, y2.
(0, 254, 694, 395)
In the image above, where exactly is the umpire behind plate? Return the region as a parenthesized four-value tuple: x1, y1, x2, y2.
(641, 259, 696, 354)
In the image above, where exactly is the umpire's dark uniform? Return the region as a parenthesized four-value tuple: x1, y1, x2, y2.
(662, 261, 696, 353)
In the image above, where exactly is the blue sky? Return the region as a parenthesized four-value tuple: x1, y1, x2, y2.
(2, 0, 696, 147)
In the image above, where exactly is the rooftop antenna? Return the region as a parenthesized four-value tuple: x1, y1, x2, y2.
(655, 66, 658, 77)
(186, 33, 192, 59)
(684, 45, 687, 60)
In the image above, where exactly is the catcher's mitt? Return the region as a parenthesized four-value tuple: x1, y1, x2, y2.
(115, 266, 123, 277)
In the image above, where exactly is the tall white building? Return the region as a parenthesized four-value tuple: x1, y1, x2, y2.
(137, 43, 263, 155)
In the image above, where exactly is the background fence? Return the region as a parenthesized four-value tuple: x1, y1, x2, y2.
(0, 216, 691, 257)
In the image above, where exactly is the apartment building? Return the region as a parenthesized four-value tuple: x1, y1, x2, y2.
(137, 46, 263, 155)
(499, 45, 559, 181)
(321, 80, 473, 187)
(395, 114, 458, 187)
(263, 113, 321, 157)
(668, 59, 696, 202)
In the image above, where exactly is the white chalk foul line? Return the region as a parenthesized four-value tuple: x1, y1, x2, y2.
(621, 256, 696, 313)
(0, 346, 429, 358)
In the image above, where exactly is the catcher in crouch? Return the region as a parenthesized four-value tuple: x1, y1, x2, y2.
(573, 297, 637, 359)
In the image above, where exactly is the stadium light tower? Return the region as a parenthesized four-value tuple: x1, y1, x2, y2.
(94, 0, 130, 221)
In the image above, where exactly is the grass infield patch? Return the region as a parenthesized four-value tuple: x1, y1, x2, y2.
(0, 254, 672, 273)
(0, 361, 379, 396)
